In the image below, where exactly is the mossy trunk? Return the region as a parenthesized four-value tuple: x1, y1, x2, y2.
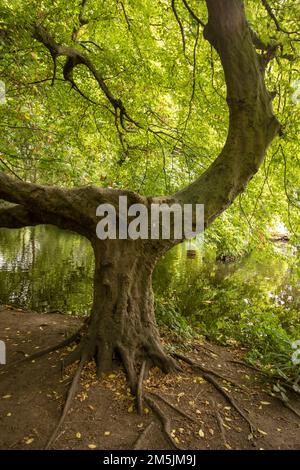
(65, 240, 177, 390)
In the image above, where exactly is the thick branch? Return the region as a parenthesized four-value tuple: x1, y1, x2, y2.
(174, 0, 281, 229)
(32, 24, 137, 126)
(0, 204, 40, 229)
(182, 0, 206, 28)
(0, 172, 99, 235)
(0, 171, 149, 238)
(248, 25, 293, 65)
(0, 201, 96, 235)
(1, 1, 281, 244)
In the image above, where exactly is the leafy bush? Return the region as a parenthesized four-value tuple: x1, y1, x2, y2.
(155, 295, 194, 339)
(155, 243, 300, 387)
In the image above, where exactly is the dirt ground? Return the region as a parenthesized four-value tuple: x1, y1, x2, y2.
(0, 306, 299, 450)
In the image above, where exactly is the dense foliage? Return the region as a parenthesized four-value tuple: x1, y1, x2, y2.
(0, 0, 299, 249)
(0, 0, 299, 385)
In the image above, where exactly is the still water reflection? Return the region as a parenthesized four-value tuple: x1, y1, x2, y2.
(0, 226, 298, 317)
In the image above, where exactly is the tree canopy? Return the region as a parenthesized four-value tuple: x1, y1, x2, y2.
(1, 0, 299, 251)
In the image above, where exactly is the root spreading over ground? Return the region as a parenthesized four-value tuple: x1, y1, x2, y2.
(1, 309, 300, 451)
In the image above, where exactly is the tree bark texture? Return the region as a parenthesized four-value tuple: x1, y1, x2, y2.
(0, 0, 281, 386)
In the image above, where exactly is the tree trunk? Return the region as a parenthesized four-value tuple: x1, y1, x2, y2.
(0, 0, 281, 392)
(65, 239, 177, 390)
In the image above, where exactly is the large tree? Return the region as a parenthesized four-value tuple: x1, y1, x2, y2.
(1, 0, 298, 446)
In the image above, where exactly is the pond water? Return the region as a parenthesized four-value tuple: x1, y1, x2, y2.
(0, 226, 298, 322)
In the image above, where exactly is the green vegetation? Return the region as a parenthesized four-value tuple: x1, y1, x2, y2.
(1, 1, 299, 238)
(155, 243, 300, 389)
(0, 0, 299, 391)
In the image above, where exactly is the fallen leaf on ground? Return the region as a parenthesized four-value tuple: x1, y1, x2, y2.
(258, 429, 267, 436)
(25, 438, 34, 445)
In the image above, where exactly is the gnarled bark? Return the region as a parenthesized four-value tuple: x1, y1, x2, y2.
(64, 240, 177, 391)
(174, 0, 280, 227)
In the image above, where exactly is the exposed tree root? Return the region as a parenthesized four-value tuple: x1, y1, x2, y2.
(212, 399, 228, 449)
(200, 374, 255, 434)
(144, 393, 181, 449)
(277, 397, 300, 419)
(12, 330, 285, 450)
(117, 345, 138, 392)
(150, 391, 198, 424)
(37, 344, 259, 448)
(228, 359, 265, 373)
(194, 343, 220, 356)
(229, 360, 300, 397)
(4, 325, 84, 372)
(177, 355, 245, 390)
(61, 342, 85, 372)
(173, 353, 256, 435)
(133, 421, 155, 450)
(137, 361, 146, 415)
(41, 328, 182, 448)
(45, 355, 87, 449)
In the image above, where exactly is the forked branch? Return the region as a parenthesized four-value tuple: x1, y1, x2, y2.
(32, 24, 138, 129)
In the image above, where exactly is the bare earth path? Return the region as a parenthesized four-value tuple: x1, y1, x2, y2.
(0, 307, 299, 450)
